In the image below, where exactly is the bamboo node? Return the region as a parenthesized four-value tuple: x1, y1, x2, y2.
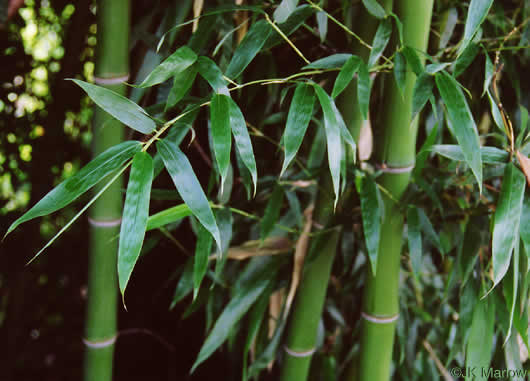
(361, 312, 399, 324)
(87, 217, 122, 227)
(94, 74, 130, 85)
(82, 334, 117, 349)
(378, 163, 415, 174)
(283, 345, 316, 358)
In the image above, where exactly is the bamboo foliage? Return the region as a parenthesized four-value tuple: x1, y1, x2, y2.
(4, 1, 530, 380)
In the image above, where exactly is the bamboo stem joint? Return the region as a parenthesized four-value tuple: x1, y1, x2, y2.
(284, 346, 317, 358)
(87, 217, 122, 227)
(361, 312, 399, 324)
(82, 334, 117, 348)
(93, 74, 130, 85)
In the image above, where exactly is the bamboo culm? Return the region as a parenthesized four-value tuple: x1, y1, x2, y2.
(83, 1, 129, 380)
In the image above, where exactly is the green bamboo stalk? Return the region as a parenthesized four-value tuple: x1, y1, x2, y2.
(83, 1, 129, 380)
(279, 172, 340, 381)
(356, 1, 433, 380)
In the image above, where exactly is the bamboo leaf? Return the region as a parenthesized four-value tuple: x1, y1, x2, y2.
(5, 141, 142, 237)
(281, 83, 315, 175)
(226, 20, 272, 79)
(139, 46, 197, 88)
(273, 0, 298, 23)
(503, 239, 519, 344)
(260, 185, 284, 242)
(70, 80, 156, 134)
(191, 258, 276, 373)
(453, 42, 479, 77)
(331, 55, 361, 99)
(492, 163, 526, 287)
(264, 5, 315, 49)
(430, 144, 508, 164)
(227, 97, 258, 195)
(193, 224, 213, 300)
(407, 206, 422, 282)
(521, 196, 530, 256)
(197, 56, 230, 95)
(411, 72, 434, 121)
(170, 257, 194, 309)
(118, 152, 153, 299)
(417, 207, 444, 255)
(402, 46, 423, 76)
(466, 298, 495, 380)
(157, 139, 221, 250)
(357, 60, 371, 120)
(368, 18, 392, 68)
(359, 175, 381, 275)
(165, 65, 198, 110)
(146, 203, 193, 231)
(210, 94, 232, 187)
(316, 11, 327, 42)
(393, 50, 406, 96)
(361, 0, 386, 19)
(313, 85, 343, 207)
(459, 0, 494, 56)
(302, 54, 352, 69)
(435, 71, 483, 192)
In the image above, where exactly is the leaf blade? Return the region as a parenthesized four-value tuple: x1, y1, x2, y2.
(210, 94, 232, 187)
(139, 46, 197, 88)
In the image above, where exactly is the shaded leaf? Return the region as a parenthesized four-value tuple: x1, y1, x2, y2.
(361, 0, 386, 19)
(170, 257, 194, 309)
(368, 18, 392, 68)
(459, 0, 494, 56)
(227, 98, 258, 195)
(70, 80, 156, 134)
(165, 65, 198, 110)
(407, 206, 422, 282)
(303, 54, 352, 69)
(394, 51, 406, 96)
(492, 163, 526, 287)
(453, 42, 479, 77)
(6, 141, 142, 237)
(194, 224, 213, 299)
(260, 184, 284, 242)
(358, 175, 381, 275)
(226, 20, 272, 78)
(357, 60, 371, 120)
(466, 298, 495, 380)
(331, 55, 361, 99)
(118, 152, 153, 298)
(521, 195, 530, 256)
(281, 83, 315, 175)
(157, 139, 221, 250)
(139, 46, 197, 88)
(436, 71, 482, 192)
(197, 56, 230, 95)
(417, 207, 444, 255)
(210, 94, 232, 187)
(402, 46, 423, 76)
(411, 72, 434, 121)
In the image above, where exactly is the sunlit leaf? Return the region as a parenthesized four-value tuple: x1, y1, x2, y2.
(146, 203, 193, 231)
(281, 83, 315, 175)
(358, 174, 381, 275)
(316, 11, 327, 42)
(157, 139, 221, 250)
(435, 71, 482, 192)
(303, 54, 352, 70)
(361, 0, 386, 19)
(118, 151, 153, 299)
(466, 298, 495, 379)
(459, 0, 494, 56)
(402, 46, 423, 76)
(273, 0, 298, 23)
(5, 141, 142, 237)
(210, 94, 232, 188)
(226, 20, 272, 79)
(368, 18, 392, 68)
(430, 144, 508, 164)
(197, 56, 230, 95)
(70, 80, 156, 134)
(139, 46, 197, 88)
(332, 55, 361, 99)
(492, 163, 526, 287)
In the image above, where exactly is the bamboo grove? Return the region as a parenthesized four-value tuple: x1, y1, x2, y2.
(4, 0, 530, 379)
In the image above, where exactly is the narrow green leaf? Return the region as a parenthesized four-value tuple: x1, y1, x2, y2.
(193, 224, 213, 300)
(357, 60, 371, 120)
(273, 0, 298, 23)
(459, 0, 494, 56)
(314, 85, 343, 207)
(165, 64, 197, 110)
(118, 152, 153, 298)
(430, 144, 508, 164)
(331, 100, 356, 158)
(227, 98, 258, 196)
(260, 184, 284, 242)
(453, 42, 479, 77)
(516, 105, 529, 148)
(503, 239, 519, 344)
(393, 50, 406, 96)
(197, 56, 230, 95)
(407, 206, 422, 282)
(139, 46, 197, 88)
(402, 46, 423, 76)
(226, 20, 272, 79)
(521, 196, 530, 256)
(417, 207, 444, 255)
(425, 62, 451, 74)
(191, 259, 275, 373)
(170, 257, 194, 309)
(368, 18, 392, 68)
(157, 139, 221, 250)
(70, 80, 156, 134)
(411, 72, 434, 121)
(436, 71, 482, 192)
(281, 83, 315, 175)
(466, 298, 495, 380)
(210, 94, 232, 187)
(359, 175, 381, 275)
(331, 55, 361, 99)
(6, 141, 142, 237)
(146, 203, 193, 231)
(316, 11, 327, 42)
(302, 54, 352, 70)
(264, 5, 315, 49)
(492, 163, 526, 287)
(361, 0, 386, 19)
